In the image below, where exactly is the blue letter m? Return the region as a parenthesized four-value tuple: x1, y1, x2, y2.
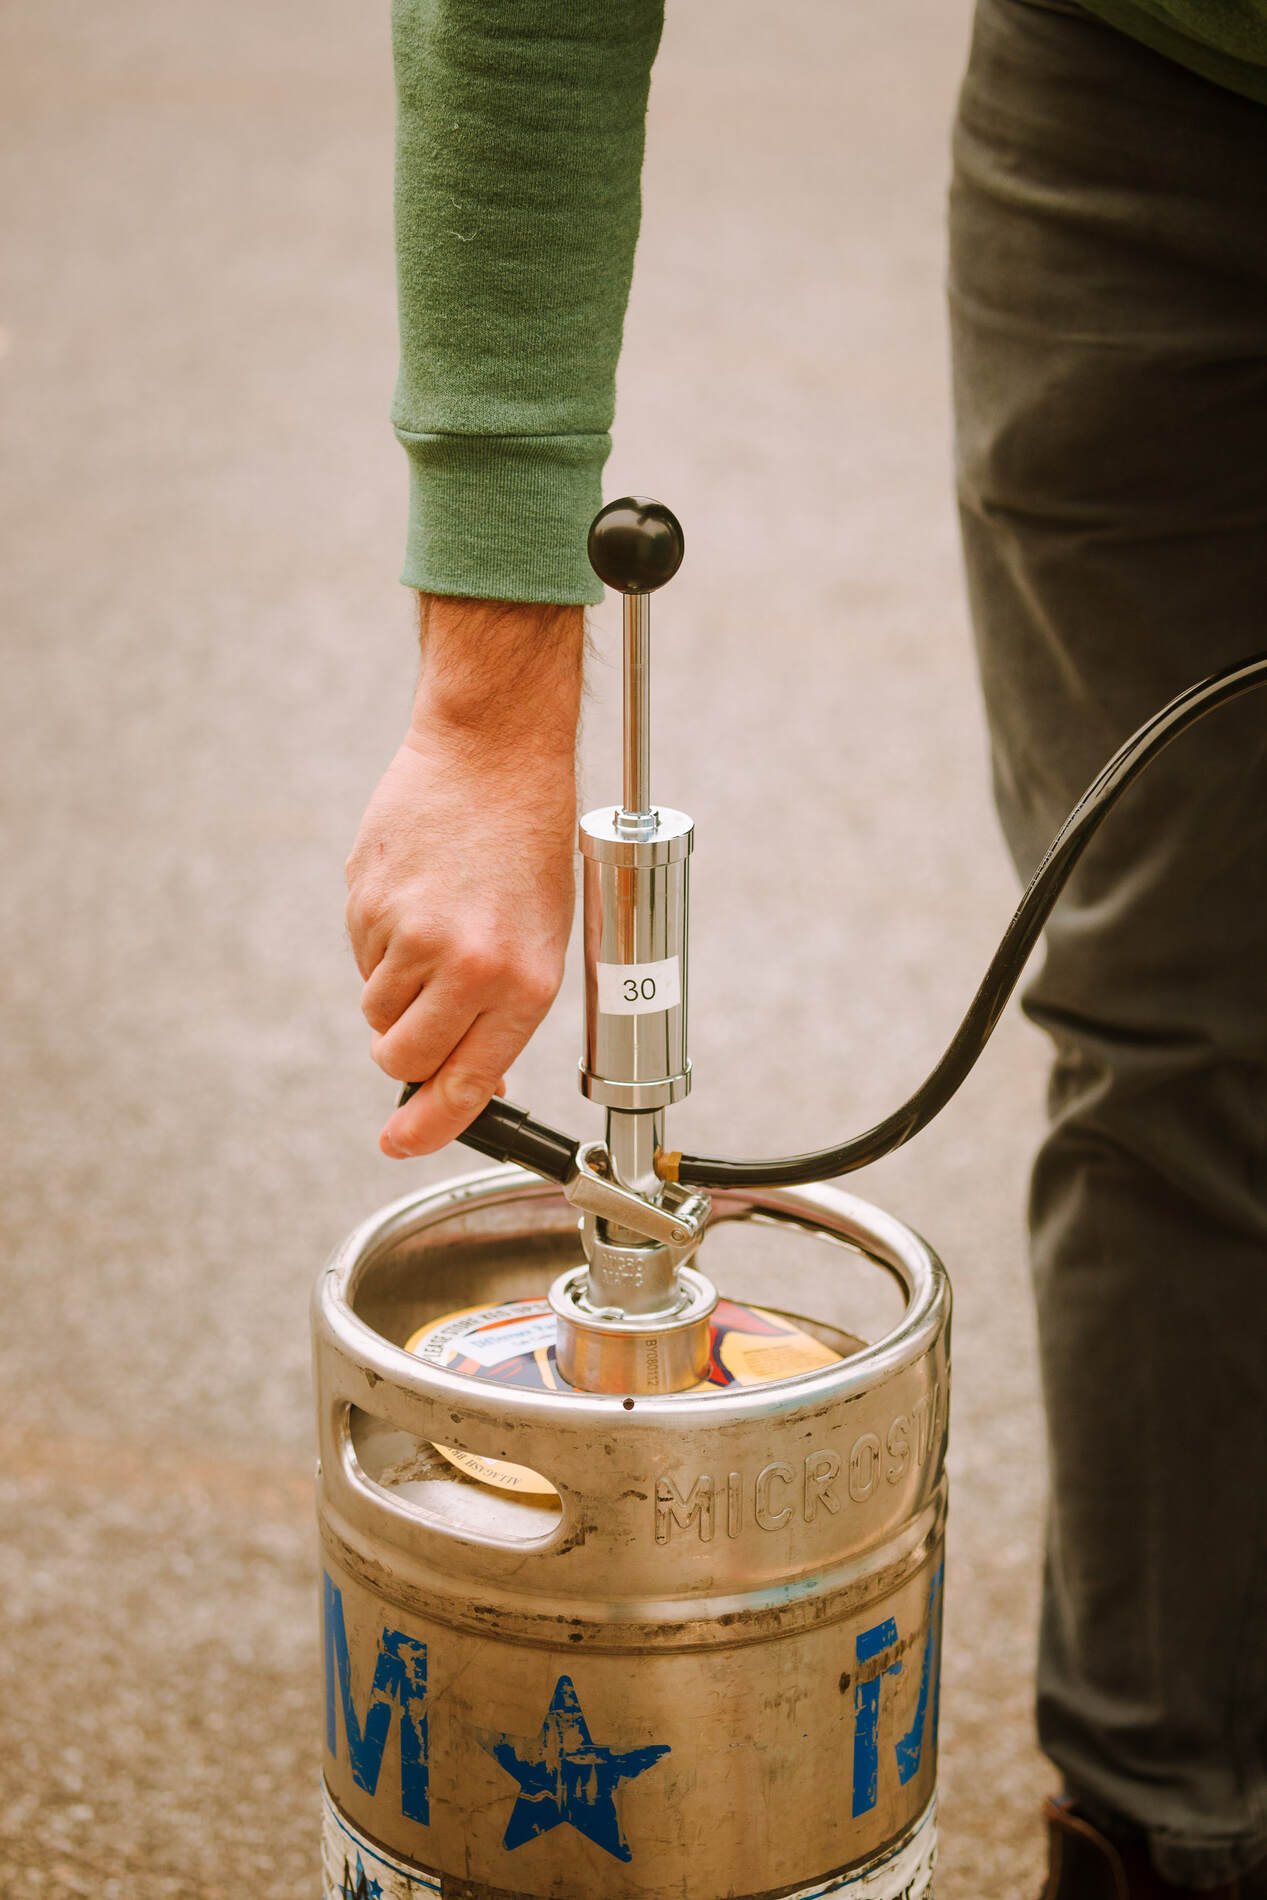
(323, 1572, 428, 1825)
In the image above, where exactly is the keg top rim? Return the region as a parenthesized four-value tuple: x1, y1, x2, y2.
(317, 1166, 949, 1428)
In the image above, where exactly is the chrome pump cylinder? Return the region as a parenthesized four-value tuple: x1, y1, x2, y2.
(577, 802, 692, 1117)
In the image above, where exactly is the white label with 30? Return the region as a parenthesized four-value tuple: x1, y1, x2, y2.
(597, 956, 681, 1015)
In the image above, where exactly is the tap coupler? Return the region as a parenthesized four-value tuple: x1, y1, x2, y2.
(546, 499, 717, 1394)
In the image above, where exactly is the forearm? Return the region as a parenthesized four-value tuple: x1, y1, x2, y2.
(410, 594, 584, 755)
(346, 592, 584, 1155)
(391, 0, 665, 603)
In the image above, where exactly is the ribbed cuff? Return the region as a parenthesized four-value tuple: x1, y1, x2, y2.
(395, 430, 610, 605)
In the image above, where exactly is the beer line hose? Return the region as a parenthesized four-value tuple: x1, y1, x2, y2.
(441, 645, 1267, 1194)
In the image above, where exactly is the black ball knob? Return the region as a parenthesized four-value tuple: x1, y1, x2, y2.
(588, 496, 685, 595)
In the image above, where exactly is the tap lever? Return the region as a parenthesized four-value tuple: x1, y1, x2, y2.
(399, 1086, 709, 1248)
(397, 1088, 579, 1183)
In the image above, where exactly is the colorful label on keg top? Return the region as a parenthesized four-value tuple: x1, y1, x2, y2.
(409, 1301, 557, 1373)
(407, 1297, 840, 1395)
(405, 1298, 843, 1497)
(322, 1782, 440, 1898)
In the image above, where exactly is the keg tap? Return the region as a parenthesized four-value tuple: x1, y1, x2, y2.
(400, 497, 714, 1396)
(549, 497, 715, 1395)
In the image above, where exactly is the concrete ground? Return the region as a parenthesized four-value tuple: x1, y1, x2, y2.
(0, 1, 1053, 1893)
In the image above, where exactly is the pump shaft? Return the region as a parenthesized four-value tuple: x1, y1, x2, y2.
(623, 593, 652, 819)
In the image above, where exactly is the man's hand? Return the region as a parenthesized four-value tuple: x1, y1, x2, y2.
(346, 595, 584, 1158)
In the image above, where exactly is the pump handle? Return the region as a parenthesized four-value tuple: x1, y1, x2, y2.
(588, 497, 684, 595)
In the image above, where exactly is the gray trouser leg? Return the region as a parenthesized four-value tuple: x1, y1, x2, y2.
(949, 0, 1267, 1884)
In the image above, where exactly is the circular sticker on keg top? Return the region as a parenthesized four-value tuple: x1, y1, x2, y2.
(405, 1297, 842, 1497)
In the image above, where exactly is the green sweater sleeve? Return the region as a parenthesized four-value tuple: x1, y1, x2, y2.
(391, 0, 665, 605)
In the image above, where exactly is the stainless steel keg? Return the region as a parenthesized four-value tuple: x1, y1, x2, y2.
(314, 1165, 949, 1900)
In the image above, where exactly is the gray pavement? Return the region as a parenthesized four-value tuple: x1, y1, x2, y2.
(0, 1, 1052, 1893)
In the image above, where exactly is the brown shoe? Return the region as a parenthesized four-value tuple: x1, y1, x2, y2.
(1039, 1797, 1267, 1899)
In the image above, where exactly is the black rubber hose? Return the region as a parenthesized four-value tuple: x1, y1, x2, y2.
(397, 1087, 579, 1184)
(666, 649, 1267, 1190)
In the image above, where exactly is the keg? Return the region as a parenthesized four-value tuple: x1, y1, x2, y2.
(314, 1164, 949, 1900)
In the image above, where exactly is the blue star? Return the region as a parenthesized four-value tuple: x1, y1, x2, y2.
(483, 1675, 670, 1862)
